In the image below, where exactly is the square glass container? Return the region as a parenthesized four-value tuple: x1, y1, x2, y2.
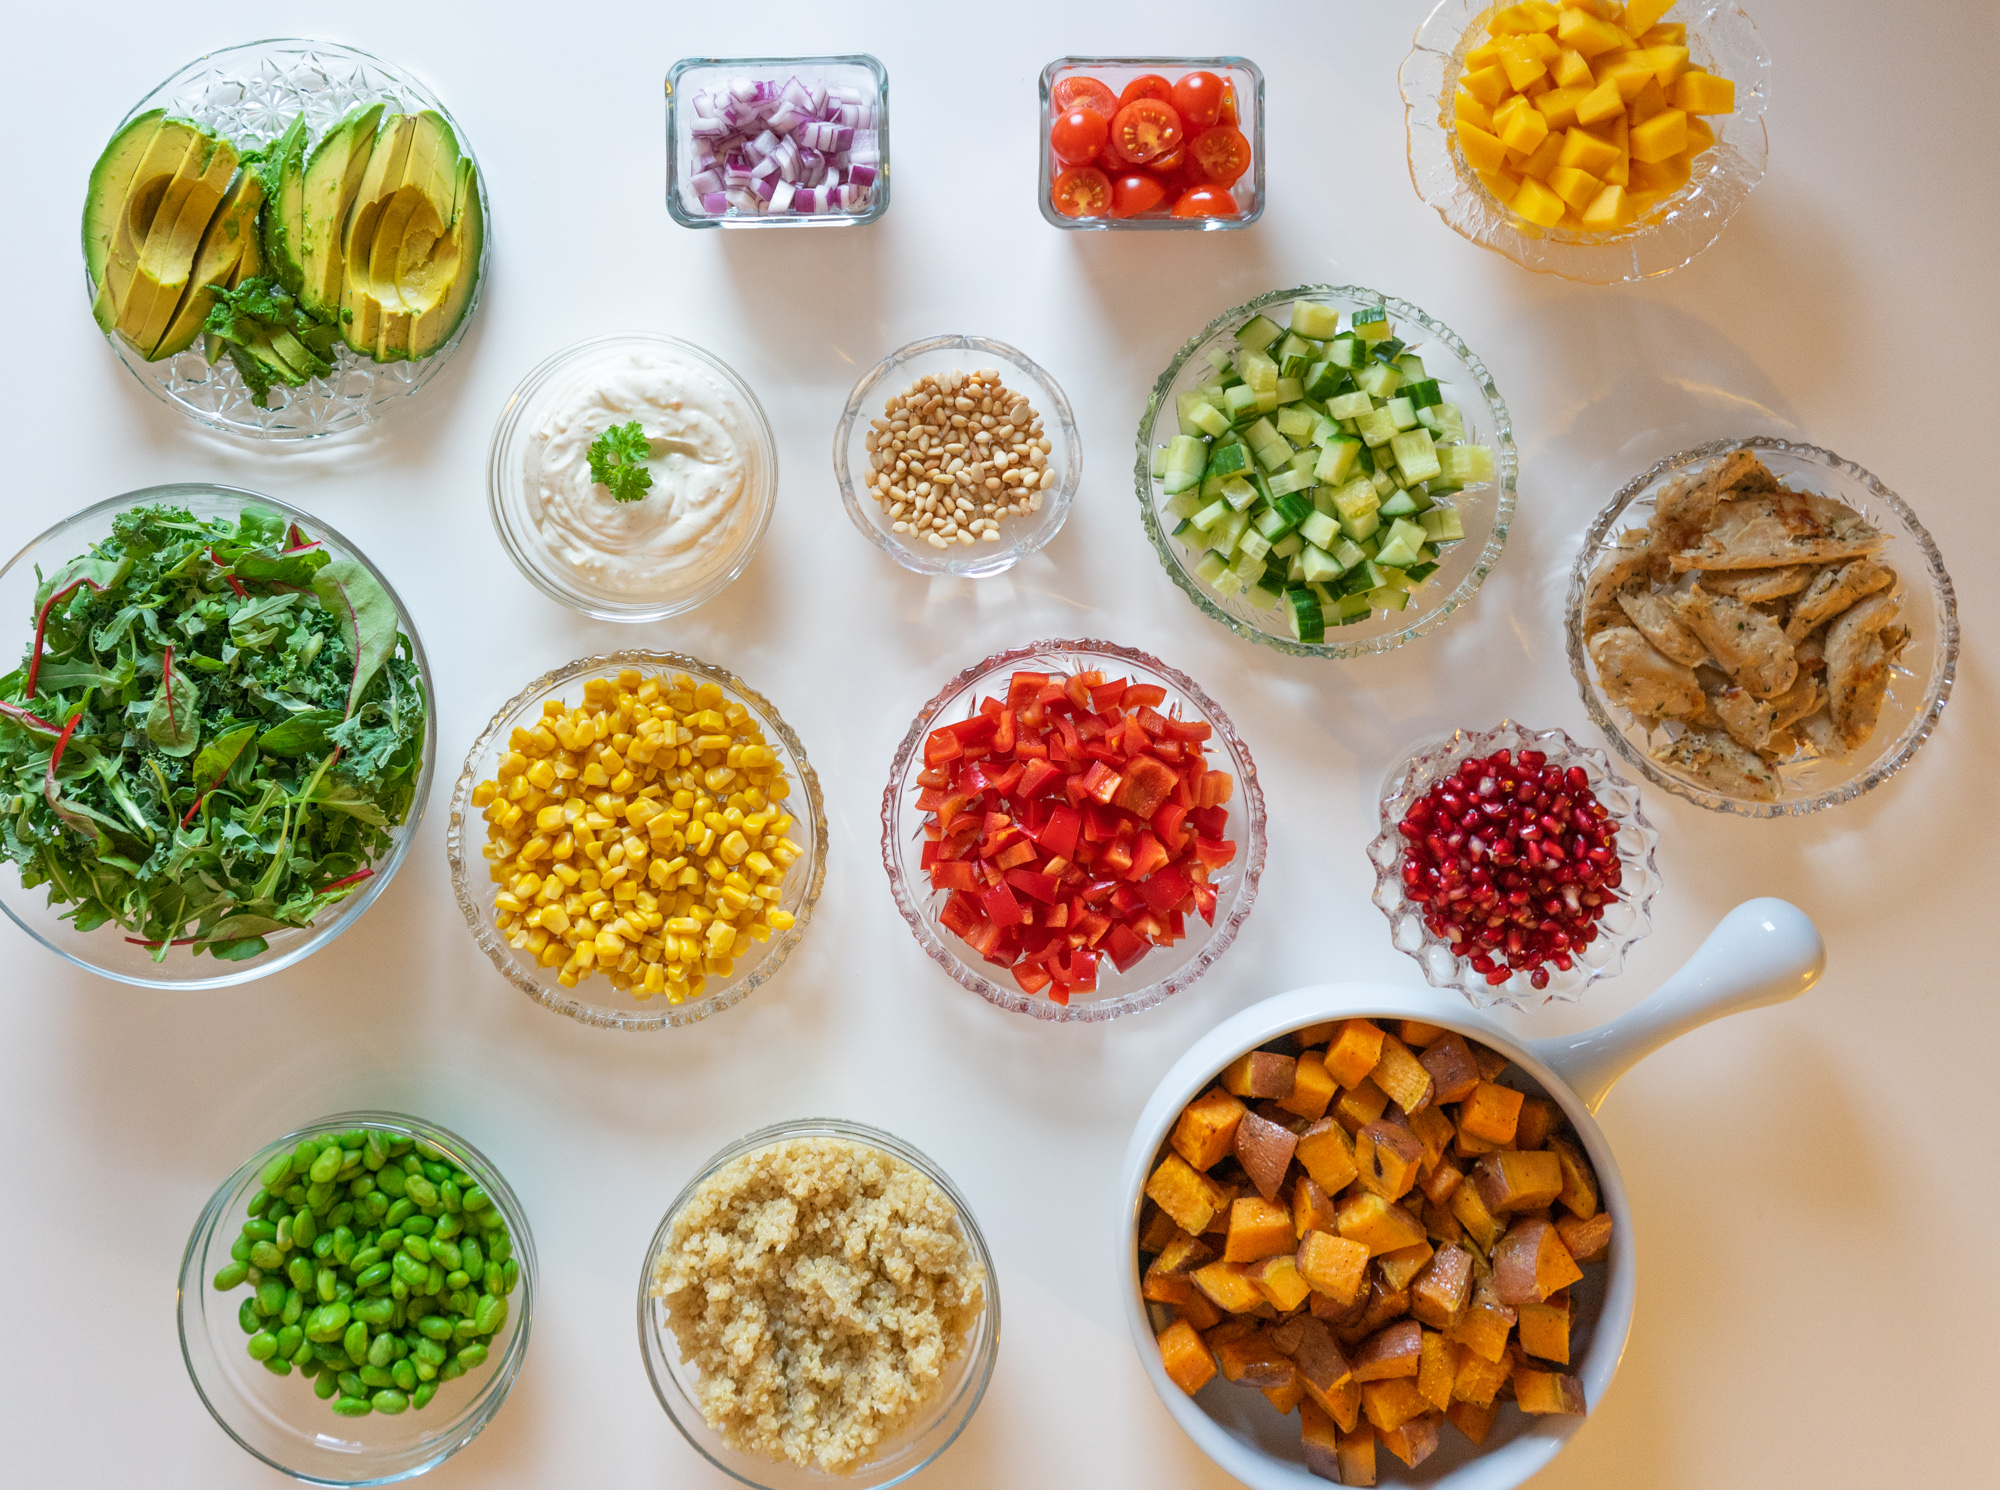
(665, 54, 889, 228)
(1038, 57, 1264, 230)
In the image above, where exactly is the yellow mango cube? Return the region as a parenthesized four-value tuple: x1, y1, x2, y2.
(1546, 164, 1603, 212)
(1630, 106, 1688, 163)
(1598, 58, 1656, 102)
(1674, 70, 1736, 114)
(1640, 22, 1688, 46)
(1604, 114, 1632, 183)
(1628, 76, 1670, 124)
(1560, 0, 1619, 18)
(1553, 48, 1594, 88)
(1534, 85, 1592, 131)
(1477, 168, 1522, 206)
(1639, 44, 1690, 86)
(1685, 114, 1716, 155)
(1458, 121, 1511, 174)
(1622, 188, 1660, 221)
(1520, 31, 1563, 62)
(1515, 130, 1566, 181)
(1460, 64, 1510, 107)
(1623, 0, 1677, 35)
(1557, 125, 1621, 176)
(1464, 41, 1506, 69)
(1575, 77, 1625, 125)
(1488, 2, 1562, 35)
(1496, 98, 1550, 154)
(1579, 182, 1627, 230)
(1456, 88, 1495, 130)
(1556, 8, 1628, 57)
(1512, 176, 1567, 227)
(1498, 37, 1550, 91)
(1629, 151, 1690, 193)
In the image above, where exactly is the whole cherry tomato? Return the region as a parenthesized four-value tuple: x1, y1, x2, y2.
(1050, 105, 1109, 164)
(1052, 75, 1118, 118)
(1117, 74, 1175, 108)
(1171, 184, 1240, 218)
(1051, 165, 1114, 218)
(1110, 172, 1169, 218)
(1187, 125, 1251, 187)
(1110, 98, 1184, 164)
(1171, 71, 1226, 131)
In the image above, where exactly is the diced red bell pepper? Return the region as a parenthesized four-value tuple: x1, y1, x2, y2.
(1007, 671, 1050, 709)
(978, 695, 1002, 718)
(995, 839, 1039, 870)
(1114, 756, 1179, 818)
(1124, 683, 1168, 708)
(1133, 704, 1168, 738)
(1089, 678, 1128, 712)
(1139, 863, 1193, 914)
(1189, 805, 1231, 840)
(1193, 882, 1218, 924)
(1076, 712, 1109, 743)
(1013, 962, 1054, 995)
(986, 761, 1025, 795)
(1197, 770, 1235, 808)
(931, 861, 980, 892)
(1193, 836, 1237, 869)
(981, 881, 1028, 928)
(915, 787, 949, 812)
(1012, 736, 1048, 760)
(1082, 803, 1122, 843)
(964, 919, 1008, 960)
(1152, 801, 1189, 851)
(1099, 836, 1135, 877)
(1168, 909, 1185, 940)
(919, 840, 941, 871)
(991, 708, 1016, 754)
(1016, 759, 1062, 799)
(940, 891, 983, 938)
(954, 761, 992, 796)
(1125, 829, 1170, 882)
(1149, 738, 1184, 763)
(1130, 910, 1168, 944)
(1105, 922, 1150, 973)
(1044, 900, 1070, 928)
(1079, 761, 1122, 804)
(1163, 715, 1212, 742)
(924, 728, 963, 767)
(1074, 909, 1113, 945)
(1004, 868, 1061, 904)
(917, 766, 950, 788)
(1033, 804, 1081, 859)
(1109, 883, 1145, 915)
(947, 714, 999, 746)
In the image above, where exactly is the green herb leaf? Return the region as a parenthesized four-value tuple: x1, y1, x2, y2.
(311, 560, 400, 719)
(145, 654, 202, 757)
(587, 421, 655, 503)
(257, 710, 344, 758)
(193, 723, 258, 795)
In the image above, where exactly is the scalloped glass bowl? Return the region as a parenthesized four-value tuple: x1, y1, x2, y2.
(445, 651, 826, 1031)
(1402, 0, 1771, 283)
(178, 1110, 534, 1485)
(1565, 437, 1958, 817)
(1367, 722, 1660, 1011)
(638, 1118, 999, 1490)
(835, 334, 1080, 579)
(486, 333, 778, 621)
(0, 485, 434, 990)
(90, 39, 490, 439)
(881, 640, 1265, 1023)
(1136, 285, 1515, 659)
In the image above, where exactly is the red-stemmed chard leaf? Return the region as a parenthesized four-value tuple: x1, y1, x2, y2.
(311, 559, 399, 719)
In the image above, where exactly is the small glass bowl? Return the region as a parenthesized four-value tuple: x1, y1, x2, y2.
(1367, 721, 1661, 1011)
(1565, 437, 1959, 817)
(445, 650, 826, 1031)
(179, 1110, 534, 1485)
(1037, 57, 1265, 230)
(835, 335, 1081, 579)
(1402, 0, 1772, 283)
(487, 332, 778, 621)
(90, 39, 491, 439)
(1136, 284, 1516, 659)
(881, 640, 1266, 1023)
(665, 55, 889, 228)
(639, 1117, 998, 1490)
(0, 485, 434, 989)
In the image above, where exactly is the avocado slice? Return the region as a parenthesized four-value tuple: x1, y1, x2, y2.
(297, 102, 386, 321)
(366, 112, 461, 362)
(87, 114, 206, 334)
(84, 110, 168, 285)
(153, 168, 265, 359)
(338, 114, 416, 354)
(116, 131, 240, 355)
(256, 113, 310, 296)
(409, 158, 482, 359)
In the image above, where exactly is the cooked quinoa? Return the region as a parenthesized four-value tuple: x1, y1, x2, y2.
(650, 1136, 985, 1474)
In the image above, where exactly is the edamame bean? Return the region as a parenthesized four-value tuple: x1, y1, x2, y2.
(402, 1235, 432, 1264)
(414, 1336, 447, 1367)
(439, 1357, 465, 1382)
(413, 1380, 438, 1411)
(417, 1314, 455, 1341)
(246, 1330, 279, 1361)
(291, 1140, 320, 1177)
(475, 1294, 507, 1336)
(275, 1325, 304, 1361)
(282, 1288, 304, 1327)
(316, 1266, 337, 1305)
(331, 1396, 371, 1417)
(439, 1179, 461, 1213)
(256, 1277, 285, 1316)
(242, 1219, 277, 1243)
(250, 1241, 284, 1272)
(293, 1339, 315, 1368)
(353, 1297, 396, 1327)
(314, 1371, 338, 1401)
(230, 1237, 251, 1264)
(367, 1332, 395, 1369)
(308, 1146, 342, 1184)
(359, 1364, 394, 1389)
(291, 1208, 317, 1249)
(456, 1342, 488, 1371)
(445, 1270, 471, 1293)
(354, 1262, 393, 1292)
(305, 1300, 350, 1341)
(344, 1320, 370, 1365)
(432, 1240, 462, 1272)
(488, 1233, 512, 1266)
(434, 1212, 461, 1242)
(275, 1214, 295, 1251)
(337, 1371, 366, 1398)
(378, 1166, 408, 1200)
(260, 1153, 293, 1189)
(392, 1252, 428, 1289)
(391, 1359, 417, 1393)
(461, 1185, 490, 1213)
(213, 1261, 249, 1291)
(384, 1197, 414, 1227)
(371, 1388, 409, 1415)
(501, 1260, 518, 1296)
(404, 1174, 439, 1208)
(262, 1356, 293, 1377)
(288, 1256, 315, 1291)
(400, 1214, 433, 1238)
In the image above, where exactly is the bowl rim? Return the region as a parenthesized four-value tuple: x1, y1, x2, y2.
(1563, 435, 1960, 817)
(177, 1108, 535, 1487)
(637, 1115, 1000, 1489)
(0, 483, 435, 989)
(485, 330, 779, 622)
(833, 333, 1081, 578)
(1134, 283, 1517, 659)
(444, 648, 827, 1030)
(878, 637, 1266, 1023)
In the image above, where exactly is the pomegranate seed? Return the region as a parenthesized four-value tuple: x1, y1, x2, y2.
(1530, 968, 1550, 990)
(1566, 766, 1590, 792)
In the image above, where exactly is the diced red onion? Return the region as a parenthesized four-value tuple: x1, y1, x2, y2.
(769, 179, 797, 213)
(769, 101, 812, 136)
(689, 168, 723, 196)
(684, 72, 880, 218)
(847, 163, 878, 189)
(702, 191, 729, 213)
(751, 174, 776, 203)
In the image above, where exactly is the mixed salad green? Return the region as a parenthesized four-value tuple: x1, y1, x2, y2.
(0, 504, 425, 960)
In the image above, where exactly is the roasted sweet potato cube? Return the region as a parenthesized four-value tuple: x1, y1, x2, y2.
(1156, 1318, 1217, 1396)
(1289, 1314, 1353, 1394)
(1449, 1276, 1518, 1365)
(1406, 1104, 1456, 1174)
(1356, 1120, 1425, 1201)
(1381, 1410, 1442, 1469)
(1397, 1019, 1446, 1048)
(1337, 1420, 1377, 1486)
(1146, 1154, 1226, 1235)
(1493, 1216, 1584, 1307)
(1458, 1082, 1524, 1145)
(1556, 1210, 1613, 1264)
(1142, 1271, 1193, 1307)
(1271, 1314, 1307, 1355)
(1370, 1034, 1435, 1114)
(1298, 1229, 1373, 1306)
(1418, 1031, 1482, 1105)
(1235, 1111, 1301, 1202)
(1335, 1077, 1391, 1133)
(1336, 1191, 1428, 1256)
(1343, 1278, 1413, 1343)
(1296, 1118, 1360, 1193)
(1424, 1199, 1466, 1248)
(1300, 1396, 1342, 1480)
(1471, 1042, 1511, 1082)
(1207, 1317, 1259, 1348)
(1445, 1397, 1497, 1444)
(1350, 1319, 1422, 1382)
(1548, 1135, 1600, 1220)
(1279, 1049, 1340, 1121)
(1452, 1339, 1513, 1404)
(1202, 1178, 1242, 1235)
(1325, 1019, 1387, 1089)
(1449, 1177, 1503, 1251)
(1294, 1020, 1340, 1048)
(1519, 1291, 1572, 1364)
(1417, 1330, 1460, 1410)
(1171, 1087, 1248, 1171)
(1177, 1290, 1223, 1331)
(1192, 1260, 1266, 1314)
(1251, 1252, 1314, 1312)
(1138, 1204, 1182, 1255)
(1312, 1374, 1364, 1433)
(1420, 1153, 1465, 1207)
(1376, 1241, 1435, 1293)
(1473, 1149, 1564, 1213)
(1215, 1328, 1296, 1388)
(1263, 1375, 1306, 1415)
(1224, 1196, 1299, 1263)
(1149, 1230, 1215, 1278)
(1293, 1175, 1341, 1238)
(1222, 1049, 1297, 1101)
(1361, 1376, 1430, 1433)
(1455, 1126, 1499, 1159)
(1514, 1366, 1587, 1415)
(1410, 1243, 1475, 1329)
(1514, 1095, 1560, 1151)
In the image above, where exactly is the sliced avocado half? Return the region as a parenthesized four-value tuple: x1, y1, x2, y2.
(338, 113, 415, 354)
(87, 114, 207, 334)
(343, 112, 466, 362)
(153, 168, 265, 359)
(116, 130, 240, 355)
(297, 102, 386, 320)
(256, 113, 310, 296)
(410, 157, 482, 359)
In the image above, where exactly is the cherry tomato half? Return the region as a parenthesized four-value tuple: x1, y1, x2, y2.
(1110, 98, 1184, 165)
(1171, 71, 1226, 131)
(1219, 81, 1239, 128)
(1188, 125, 1251, 187)
(1171, 184, 1240, 218)
(1110, 172, 1168, 218)
(1052, 75, 1118, 118)
(1118, 74, 1175, 109)
(1052, 165, 1114, 218)
(1050, 106, 1109, 165)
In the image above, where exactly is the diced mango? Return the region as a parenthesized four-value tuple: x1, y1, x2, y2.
(1685, 114, 1716, 154)
(1628, 75, 1671, 124)
(1597, 57, 1656, 103)
(1574, 76, 1625, 125)
(1495, 95, 1550, 154)
(1557, 7, 1629, 57)
(1623, 0, 1678, 35)
(1641, 21, 1688, 45)
(1639, 43, 1691, 85)
(1579, 182, 1627, 230)
(1674, 69, 1735, 113)
(1553, 46, 1594, 88)
(1458, 119, 1511, 174)
(1629, 151, 1691, 192)
(1157, 1318, 1217, 1396)
(1455, 87, 1495, 130)
(1631, 106, 1688, 162)
(1488, 1, 1562, 35)
(1546, 164, 1603, 212)
(1558, 124, 1621, 176)
(1460, 63, 1510, 108)
(1516, 130, 1566, 181)
(1497, 36, 1550, 91)
(1478, 168, 1522, 205)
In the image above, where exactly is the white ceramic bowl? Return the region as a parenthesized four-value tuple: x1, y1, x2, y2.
(1120, 898, 1824, 1489)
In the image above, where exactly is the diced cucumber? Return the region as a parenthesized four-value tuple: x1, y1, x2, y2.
(1150, 446, 1168, 478)
(1390, 427, 1441, 483)
(1188, 401, 1231, 438)
(1328, 334, 1367, 370)
(1302, 361, 1347, 400)
(1379, 488, 1420, 519)
(1368, 585, 1411, 612)
(1164, 490, 1206, 520)
(1300, 543, 1345, 583)
(1298, 509, 1340, 550)
(1332, 476, 1379, 522)
(1289, 302, 1341, 339)
(1340, 508, 1381, 543)
(1252, 505, 1292, 539)
(1271, 531, 1305, 559)
(1234, 545, 1270, 583)
(1266, 467, 1311, 499)
(1272, 491, 1314, 530)
(1332, 592, 1372, 620)
(1207, 349, 1234, 373)
(1332, 537, 1369, 571)
(1254, 387, 1281, 414)
(1405, 560, 1440, 583)
(1205, 439, 1249, 478)
(1285, 587, 1326, 643)
(1212, 568, 1245, 598)
(1211, 508, 1252, 555)
(1436, 444, 1494, 484)
(1394, 354, 1428, 382)
(1223, 383, 1261, 420)
(1220, 475, 1261, 511)
(1190, 497, 1231, 532)
(1371, 469, 1397, 497)
(1354, 362, 1404, 399)
(1420, 508, 1465, 543)
(1192, 551, 1229, 585)
(1401, 377, 1442, 409)
(1275, 376, 1305, 405)
(1275, 406, 1317, 444)
(1327, 390, 1373, 420)
(1236, 314, 1284, 351)
(1352, 306, 1392, 339)
(1246, 582, 1282, 611)
(1240, 348, 1279, 393)
(1308, 413, 1343, 447)
(1371, 337, 1406, 364)
(1386, 396, 1419, 431)
(1375, 517, 1427, 568)
(1162, 434, 1208, 494)
(1277, 332, 1314, 362)
(1355, 406, 1400, 449)
(1313, 436, 1361, 486)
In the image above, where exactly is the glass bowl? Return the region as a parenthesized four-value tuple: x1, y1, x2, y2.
(88, 39, 491, 439)
(0, 484, 434, 989)
(881, 640, 1266, 1023)
(1136, 284, 1516, 659)
(486, 333, 778, 622)
(445, 650, 826, 1030)
(638, 1117, 998, 1490)
(1367, 722, 1661, 1011)
(178, 1110, 534, 1486)
(1565, 437, 1958, 816)
(665, 55, 889, 228)
(835, 335, 1081, 579)
(1402, 0, 1771, 283)
(1037, 57, 1265, 230)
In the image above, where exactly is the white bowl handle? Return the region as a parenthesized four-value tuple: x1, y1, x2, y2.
(1525, 898, 1825, 1113)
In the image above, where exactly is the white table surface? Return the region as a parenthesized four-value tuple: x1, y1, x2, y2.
(5, 2, 1995, 1486)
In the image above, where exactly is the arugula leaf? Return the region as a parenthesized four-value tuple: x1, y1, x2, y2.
(587, 421, 655, 503)
(311, 561, 400, 719)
